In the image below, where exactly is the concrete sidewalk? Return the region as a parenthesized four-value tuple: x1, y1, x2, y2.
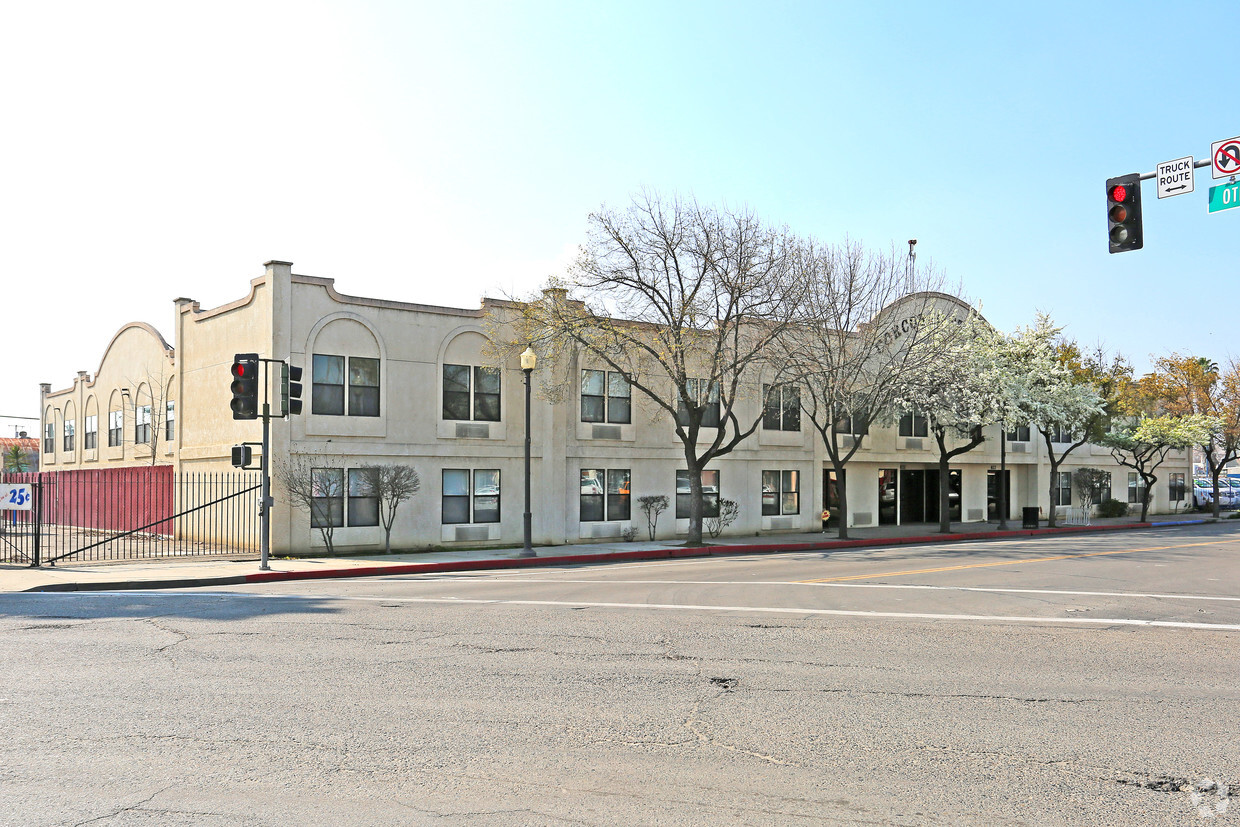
(1, 515, 1217, 594)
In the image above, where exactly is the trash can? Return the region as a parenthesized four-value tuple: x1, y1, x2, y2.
(1022, 507, 1039, 529)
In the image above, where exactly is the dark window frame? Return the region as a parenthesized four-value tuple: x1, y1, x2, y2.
(442, 364, 501, 422)
(1169, 472, 1186, 502)
(1006, 425, 1031, 442)
(84, 415, 97, 450)
(898, 409, 928, 438)
(108, 408, 123, 447)
(580, 369, 632, 424)
(579, 468, 632, 522)
(134, 404, 151, 445)
(311, 467, 345, 528)
(347, 468, 380, 526)
(761, 469, 800, 516)
(677, 379, 721, 428)
(1053, 471, 1072, 506)
(165, 401, 175, 441)
(1127, 472, 1147, 504)
(441, 469, 501, 524)
(762, 384, 801, 432)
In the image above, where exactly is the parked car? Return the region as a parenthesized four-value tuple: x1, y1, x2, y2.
(1193, 478, 1238, 509)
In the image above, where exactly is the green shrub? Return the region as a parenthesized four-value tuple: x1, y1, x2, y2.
(1096, 499, 1129, 518)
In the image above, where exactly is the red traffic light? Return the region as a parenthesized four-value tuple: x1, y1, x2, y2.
(1109, 184, 1128, 203)
(232, 362, 250, 379)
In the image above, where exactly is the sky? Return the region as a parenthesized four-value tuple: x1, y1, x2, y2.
(1, 0, 1236, 432)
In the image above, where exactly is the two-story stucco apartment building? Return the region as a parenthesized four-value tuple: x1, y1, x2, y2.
(37, 261, 1194, 555)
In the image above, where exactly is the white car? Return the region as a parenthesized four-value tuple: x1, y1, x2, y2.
(1194, 478, 1236, 509)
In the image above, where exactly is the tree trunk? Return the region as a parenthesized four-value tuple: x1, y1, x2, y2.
(1046, 457, 1061, 529)
(1211, 469, 1222, 519)
(685, 460, 704, 546)
(938, 452, 952, 534)
(834, 464, 848, 540)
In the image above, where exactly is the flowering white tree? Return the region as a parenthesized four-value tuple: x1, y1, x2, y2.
(996, 318, 1105, 527)
(895, 311, 1007, 534)
(1100, 415, 1216, 521)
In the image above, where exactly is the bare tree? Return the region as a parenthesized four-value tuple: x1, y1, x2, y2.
(123, 367, 175, 465)
(637, 494, 668, 541)
(777, 238, 962, 538)
(276, 455, 344, 554)
(360, 464, 421, 553)
(493, 192, 803, 545)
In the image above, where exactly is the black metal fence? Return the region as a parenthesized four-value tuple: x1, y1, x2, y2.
(0, 467, 261, 566)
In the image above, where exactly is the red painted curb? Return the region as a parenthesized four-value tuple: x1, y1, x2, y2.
(241, 521, 1168, 586)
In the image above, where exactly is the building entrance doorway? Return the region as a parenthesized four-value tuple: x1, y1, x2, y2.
(878, 468, 898, 525)
(899, 468, 961, 523)
(987, 470, 1011, 522)
(823, 469, 843, 528)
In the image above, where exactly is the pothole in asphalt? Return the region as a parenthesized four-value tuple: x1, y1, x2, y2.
(710, 677, 738, 691)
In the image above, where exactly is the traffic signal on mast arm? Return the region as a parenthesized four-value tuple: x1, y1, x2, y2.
(230, 353, 260, 420)
(282, 362, 304, 416)
(1106, 173, 1143, 254)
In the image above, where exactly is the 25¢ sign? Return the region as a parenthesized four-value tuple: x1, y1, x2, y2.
(0, 484, 33, 511)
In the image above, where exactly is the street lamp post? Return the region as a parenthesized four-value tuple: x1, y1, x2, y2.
(519, 346, 537, 557)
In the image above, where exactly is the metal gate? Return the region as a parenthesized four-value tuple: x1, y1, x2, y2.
(0, 467, 261, 566)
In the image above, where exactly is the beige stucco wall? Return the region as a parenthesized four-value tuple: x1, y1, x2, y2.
(39, 322, 176, 470)
(37, 265, 1196, 556)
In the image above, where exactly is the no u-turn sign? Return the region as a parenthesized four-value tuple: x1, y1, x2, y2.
(1212, 136, 1240, 179)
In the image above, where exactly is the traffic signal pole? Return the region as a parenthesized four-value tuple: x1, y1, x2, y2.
(260, 398, 271, 571)
(230, 354, 302, 571)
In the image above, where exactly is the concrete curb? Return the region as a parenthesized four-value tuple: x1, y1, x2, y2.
(21, 518, 1211, 593)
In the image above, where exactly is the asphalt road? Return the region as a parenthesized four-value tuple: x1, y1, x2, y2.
(2, 525, 1238, 826)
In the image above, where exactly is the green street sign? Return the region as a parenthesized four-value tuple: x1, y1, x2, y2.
(1209, 181, 1240, 213)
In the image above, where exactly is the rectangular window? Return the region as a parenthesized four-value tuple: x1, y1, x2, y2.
(1127, 472, 1147, 504)
(676, 469, 720, 519)
(1099, 472, 1112, 503)
(165, 401, 175, 441)
(63, 419, 75, 452)
(580, 469, 632, 521)
(1053, 471, 1072, 506)
(834, 411, 869, 437)
(761, 470, 800, 516)
(580, 370, 631, 424)
(442, 364, 501, 422)
(44, 421, 54, 454)
(898, 409, 928, 438)
(311, 468, 345, 528)
(678, 379, 721, 428)
(84, 415, 97, 450)
(349, 357, 380, 417)
(1006, 425, 1030, 442)
(442, 469, 501, 524)
(347, 468, 380, 526)
(135, 405, 151, 445)
(312, 354, 346, 416)
(108, 409, 123, 447)
(1051, 425, 1075, 443)
(1169, 472, 1186, 502)
(762, 384, 801, 432)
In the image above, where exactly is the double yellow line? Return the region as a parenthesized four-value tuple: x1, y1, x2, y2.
(798, 539, 1229, 584)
